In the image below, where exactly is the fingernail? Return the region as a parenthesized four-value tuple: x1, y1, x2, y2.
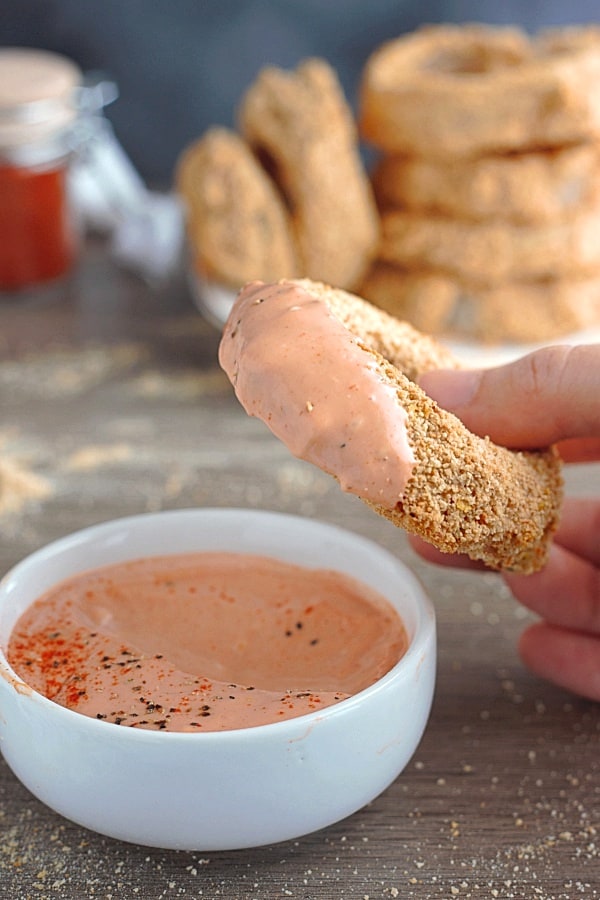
(419, 369, 480, 411)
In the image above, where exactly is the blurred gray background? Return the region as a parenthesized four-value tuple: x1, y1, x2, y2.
(3, 0, 599, 187)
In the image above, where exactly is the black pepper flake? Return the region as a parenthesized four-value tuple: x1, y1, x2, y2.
(295, 622, 303, 629)
(246, 686, 255, 691)
(310, 638, 319, 646)
(285, 630, 292, 637)
(96, 713, 107, 719)
(200, 711, 211, 717)
(114, 717, 123, 725)
(229, 695, 236, 700)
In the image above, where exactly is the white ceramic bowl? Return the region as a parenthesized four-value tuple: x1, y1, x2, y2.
(0, 508, 436, 851)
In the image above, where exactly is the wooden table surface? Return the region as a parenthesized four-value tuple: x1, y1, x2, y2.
(1, 243, 598, 900)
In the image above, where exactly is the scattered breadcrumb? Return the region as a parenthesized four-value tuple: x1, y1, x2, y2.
(63, 444, 133, 472)
(0, 457, 52, 515)
(0, 344, 146, 400)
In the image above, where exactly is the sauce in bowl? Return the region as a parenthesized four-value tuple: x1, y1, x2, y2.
(8, 551, 408, 732)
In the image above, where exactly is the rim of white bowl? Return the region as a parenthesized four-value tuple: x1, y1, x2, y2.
(0, 508, 435, 742)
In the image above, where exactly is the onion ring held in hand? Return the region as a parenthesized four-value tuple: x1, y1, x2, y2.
(219, 278, 563, 574)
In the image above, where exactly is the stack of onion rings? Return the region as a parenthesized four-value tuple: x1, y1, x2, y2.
(358, 24, 600, 343)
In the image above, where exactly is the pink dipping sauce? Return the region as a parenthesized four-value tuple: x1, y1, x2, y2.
(218, 281, 415, 508)
(7, 552, 408, 732)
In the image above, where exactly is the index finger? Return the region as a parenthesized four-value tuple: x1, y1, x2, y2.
(420, 344, 600, 450)
(556, 436, 600, 463)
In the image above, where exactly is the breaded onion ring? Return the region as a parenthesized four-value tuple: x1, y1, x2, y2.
(372, 143, 600, 224)
(359, 262, 600, 343)
(219, 278, 563, 574)
(176, 127, 299, 288)
(238, 59, 379, 289)
(360, 24, 600, 159)
(378, 201, 600, 285)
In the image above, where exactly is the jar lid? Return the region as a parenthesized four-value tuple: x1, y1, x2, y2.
(0, 47, 82, 149)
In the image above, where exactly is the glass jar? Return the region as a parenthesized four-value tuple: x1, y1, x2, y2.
(0, 47, 82, 293)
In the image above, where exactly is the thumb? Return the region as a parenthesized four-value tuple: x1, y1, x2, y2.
(419, 344, 600, 449)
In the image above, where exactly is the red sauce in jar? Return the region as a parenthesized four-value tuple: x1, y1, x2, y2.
(0, 162, 76, 290)
(0, 48, 82, 292)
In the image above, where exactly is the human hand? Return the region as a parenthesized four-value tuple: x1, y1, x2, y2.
(412, 344, 600, 701)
